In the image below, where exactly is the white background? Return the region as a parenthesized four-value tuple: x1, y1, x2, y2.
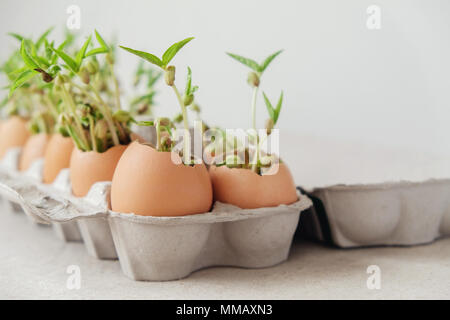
(1, 0, 450, 185)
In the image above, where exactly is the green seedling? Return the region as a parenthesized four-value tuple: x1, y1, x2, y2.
(225, 49, 284, 173)
(1, 27, 60, 132)
(120, 37, 200, 164)
(10, 29, 132, 152)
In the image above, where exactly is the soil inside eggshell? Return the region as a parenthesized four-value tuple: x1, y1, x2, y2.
(43, 133, 75, 184)
(70, 144, 128, 197)
(111, 141, 213, 217)
(19, 133, 51, 172)
(209, 163, 298, 209)
(0, 116, 30, 159)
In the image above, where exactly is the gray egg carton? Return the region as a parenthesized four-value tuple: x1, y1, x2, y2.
(0, 149, 312, 280)
(298, 180, 450, 247)
(0, 148, 82, 242)
(0, 148, 25, 214)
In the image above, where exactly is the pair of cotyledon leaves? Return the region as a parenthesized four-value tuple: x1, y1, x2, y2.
(226, 50, 284, 126)
(121, 38, 198, 103)
(120, 37, 194, 70)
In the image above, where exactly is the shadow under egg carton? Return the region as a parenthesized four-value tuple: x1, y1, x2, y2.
(297, 180, 450, 248)
(0, 148, 82, 242)
(0, 160, 312, 280)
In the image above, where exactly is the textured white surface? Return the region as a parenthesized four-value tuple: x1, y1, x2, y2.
(1, 200, 449, 300)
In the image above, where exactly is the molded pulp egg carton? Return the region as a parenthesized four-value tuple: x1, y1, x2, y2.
(107, 195, 310, 281)
(0, 148, 26, 214)
(0, 149, 82, 242)
(297, 179, 450, 247)
(0, 152, 312, 280)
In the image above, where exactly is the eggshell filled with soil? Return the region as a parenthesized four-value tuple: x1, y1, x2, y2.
(70, 145, 128, 197)
(209, 164, 298, 209)
(43, 134, 75, 184)
(19, 133, 51, 171)
(111, 141, 213, 216)
(0, 116, 30, 158)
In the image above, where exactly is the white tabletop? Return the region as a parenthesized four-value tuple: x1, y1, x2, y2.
(1, 199, 449, 300)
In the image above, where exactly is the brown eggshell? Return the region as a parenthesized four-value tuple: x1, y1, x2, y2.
(43, 134, 75, 184)
(111, 141, 213, 216)
(0, 116, 30, 158)
(209, 163, 298, 209)
(70, 144, 128, 197)
(19, 133, 51, 171)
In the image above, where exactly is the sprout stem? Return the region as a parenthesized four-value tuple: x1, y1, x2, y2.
(66, 125, 84, 150)
(172, 84, 190, 164)
(42, 94, 58, 121)
(251, 86, 258, 130)
(88, 84, 120, 146)
(60, 84, 90, 150)
(108, 59, 121, 110)
(250, 86, 259, 172)
(68, 80, 120, 147)
(88, 115, 97, 152)
(72, 81, 120, 147)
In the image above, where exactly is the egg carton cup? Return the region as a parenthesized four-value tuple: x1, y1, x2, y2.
(297, 179, 450, 248)
(0, 156, 312, 280)
(0, 148, 26, 215)
(0, 148, 82, 242)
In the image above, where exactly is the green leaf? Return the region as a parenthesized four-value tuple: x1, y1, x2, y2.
(226, 52, 260, 72)
(20, 40, 39, 69)
(50, 41, 68, 64)
(76, 36, 92, 67)
(274, 91, 283, 124)
(85, 47, 109, 57)
(57, 40, 68, 51)
(94, 30, 109, 50)
(47, 64, 61, 77)
(262, 92, 275, 122)
(36, 26, 54, 49)
(52, 48, 78, 73)
(9, 69, 38, 97)
(8, 66, 28, 78)
(259, 50, 283, 73)
(44, 39, 53, 60)
(24, 39, 38, 59)
(36, 56, 50, 68)
(136, 120, 154, 126)
(162, 37, 194, 67)
(8, 33, 24, 42)
(119, 46, 163, 68)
